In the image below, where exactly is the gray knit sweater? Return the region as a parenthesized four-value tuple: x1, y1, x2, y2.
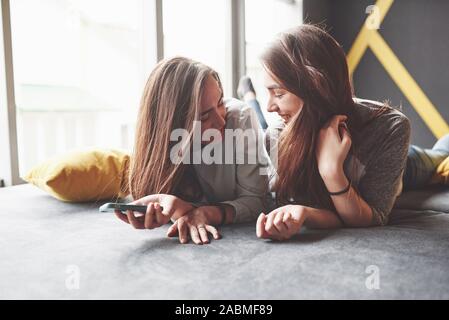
(265, 98, 411, 226)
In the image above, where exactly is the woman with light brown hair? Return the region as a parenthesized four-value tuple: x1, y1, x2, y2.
(251, 24, 449, 241)
(115, 56, 270, 244)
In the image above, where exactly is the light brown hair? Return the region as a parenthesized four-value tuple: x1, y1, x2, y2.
(261, 24, 389, 210)
(127, 56, 222, 201)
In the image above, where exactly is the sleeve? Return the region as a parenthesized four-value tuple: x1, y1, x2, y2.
(263, 122, 282, 192)
(220, 107, 271, 223)
(357, 114, 411, 226)
(264, 118, 284, 153)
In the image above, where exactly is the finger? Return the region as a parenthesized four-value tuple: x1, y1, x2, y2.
(178, 219, 188, 244)
(189, 225, 202, 245)
(284, 218, 302, 236)
(144, 203, 155, 229)
(161, 201, 175, 219)
(155, 203, 169, 225)
(127, 210, 144, 229)
(341, 126, 352, 146)
(339, 121, 348, 131)
(273, 211, 288, 234)
(265, 212, 279, 236)
(323, 115, 344, 129)
(115, 210, 130, 224)
(197, 226, 209, 244)
(330, 114, 347, 129)
(256, 213, 268, 238)
(284, 219, 297, 231)
(206, 225, 221, 240)
(167, 220, 179, 237)
(282, 211, 292, 223)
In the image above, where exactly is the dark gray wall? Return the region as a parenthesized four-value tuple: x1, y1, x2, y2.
(303, 0, 449, 147)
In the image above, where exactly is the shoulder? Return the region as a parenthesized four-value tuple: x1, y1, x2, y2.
(264, 118, 284, 149)
(224, 98, 260, 130)
(353, 98, 411, 141)
(351, 98, 411, 175)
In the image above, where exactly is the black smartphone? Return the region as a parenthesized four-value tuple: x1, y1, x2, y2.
(99, 203, 148, 213)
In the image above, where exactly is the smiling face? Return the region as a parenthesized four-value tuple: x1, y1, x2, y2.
(199, 75, 226, 144)
(263, 69, 304, 124)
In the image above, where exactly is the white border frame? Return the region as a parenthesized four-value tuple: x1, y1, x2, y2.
(0, 0, 22, 186)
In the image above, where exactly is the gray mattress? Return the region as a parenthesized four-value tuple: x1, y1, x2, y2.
(1, 184, 448, 299)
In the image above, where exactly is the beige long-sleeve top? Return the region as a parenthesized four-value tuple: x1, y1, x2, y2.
(192, 99, 272, 223)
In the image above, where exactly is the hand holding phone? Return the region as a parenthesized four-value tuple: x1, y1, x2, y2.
(103, 202, 169, 230)
(99, 202, 151, 213)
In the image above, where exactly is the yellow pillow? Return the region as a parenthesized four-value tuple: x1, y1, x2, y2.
(24, 148, 130, 202)
(430, 155, 449, 185)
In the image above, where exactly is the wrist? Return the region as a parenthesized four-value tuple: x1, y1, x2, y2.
(296, 205, 309, 223)
(170, 199, 195, 221)
(301, 205, 309, 219)
(222, 204, 236, 224)
(194, 206, 222, 226)
(210, 204, 235, 225)
(180, 197, 197, 212)
(319, 164, 344, 180)
(322, 170, 350, 194)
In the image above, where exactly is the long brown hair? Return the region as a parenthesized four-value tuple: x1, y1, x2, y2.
(261, 24, 389, 210)
(127, 56, 222, 201)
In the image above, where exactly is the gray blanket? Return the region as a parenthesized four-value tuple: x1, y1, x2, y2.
(1, 184, 448, 299)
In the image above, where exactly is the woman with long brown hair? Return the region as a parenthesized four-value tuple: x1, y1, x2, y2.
(114, 56, 270, 244)
(252, 24, 449, 241)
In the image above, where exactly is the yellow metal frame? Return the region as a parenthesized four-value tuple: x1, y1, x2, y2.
(347, 0, 449, 138)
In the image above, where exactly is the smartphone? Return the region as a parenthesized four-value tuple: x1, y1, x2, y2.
(99, 202, 148, 214)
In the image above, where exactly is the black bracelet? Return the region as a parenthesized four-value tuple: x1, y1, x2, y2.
(216, 203, 227, 226)
(328, 179, 351, 196)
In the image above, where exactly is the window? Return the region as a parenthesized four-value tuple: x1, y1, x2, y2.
(162, 0, 229, 95)
(10, 0, 153, 175)
(2, 0, 304, 185)
(245, 0, 303, 125)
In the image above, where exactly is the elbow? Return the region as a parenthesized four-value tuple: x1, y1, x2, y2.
(339, 205, 386, 228)
(339, 211, 375, 228)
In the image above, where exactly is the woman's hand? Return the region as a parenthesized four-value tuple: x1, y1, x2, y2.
(166, 208, 221, 245)
(256, 205, 308, 241)
(114, 194, 194, 230)
(316, 115, 352, 179)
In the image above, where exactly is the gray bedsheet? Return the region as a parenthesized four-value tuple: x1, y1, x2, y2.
(1, 184, 448, 299)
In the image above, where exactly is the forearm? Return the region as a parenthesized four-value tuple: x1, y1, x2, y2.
(321, 171, 373, 227)
(303, 206, 343, 229)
